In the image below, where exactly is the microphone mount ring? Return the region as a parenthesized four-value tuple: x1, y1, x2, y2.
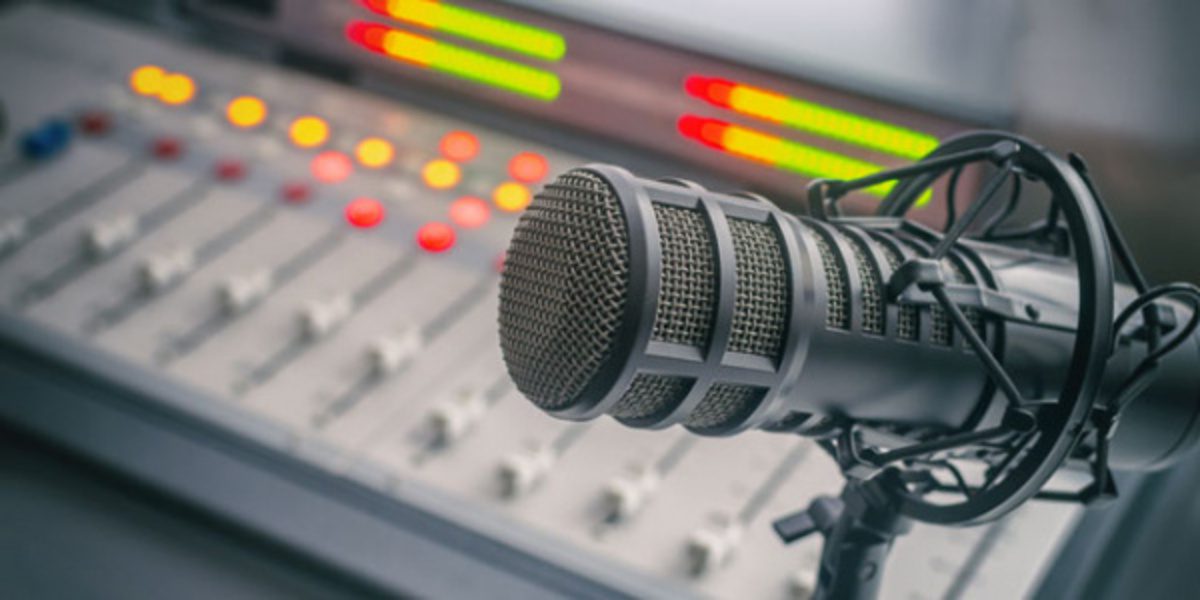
(804, 131, 1116, 526)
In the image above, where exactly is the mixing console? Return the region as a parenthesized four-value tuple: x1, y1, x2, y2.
(0, 4, 1080, 599)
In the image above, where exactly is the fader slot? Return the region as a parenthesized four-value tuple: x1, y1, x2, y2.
(154, 228, 346, 364)
(82, 202, 277, 334)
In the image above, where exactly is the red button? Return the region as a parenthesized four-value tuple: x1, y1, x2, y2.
(346, 197, 385, 229)
(508, 152, 548, 183)
(151, 137, 183, 160)
(215, 159, 246, 182)
(417, 222, 455, 253)
(78, 110, 112, 136)
(281, 181, 312, 204)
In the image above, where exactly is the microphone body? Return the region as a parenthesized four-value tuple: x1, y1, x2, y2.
(498, 165, 1200, 471)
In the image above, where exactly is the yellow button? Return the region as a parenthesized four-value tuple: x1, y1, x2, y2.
(355, 137, 395, 168)
(422, 159, 461, 190)
(493, 181, 531, 212)
(289, 116, 330, 148)
(226, 96, 268, 128)
(159, 73, 196, 106)
(129, 65, 165, 96)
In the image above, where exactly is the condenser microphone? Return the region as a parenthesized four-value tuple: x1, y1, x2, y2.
(498, 130, 1200, 599)
(498, 155, 1200, 474)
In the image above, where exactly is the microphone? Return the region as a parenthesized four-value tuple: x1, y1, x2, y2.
(497, 130, 1200, 599)
(498, 133, 1200, 497)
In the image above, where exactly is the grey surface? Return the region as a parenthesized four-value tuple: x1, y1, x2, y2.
(0, 428, 386, 600)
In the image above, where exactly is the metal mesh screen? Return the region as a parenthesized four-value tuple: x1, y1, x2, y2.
(804, 223, 851, 330)
(499, 170, 630, 410)
(651, 204, 716, 347)
(727, 218, 789, 358)
(610, 374, 694, 420)
(839, 231, 884, 335)
(684, 383, 767, 429)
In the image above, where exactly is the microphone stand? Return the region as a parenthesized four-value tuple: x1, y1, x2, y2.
(773, 471, 913, 600)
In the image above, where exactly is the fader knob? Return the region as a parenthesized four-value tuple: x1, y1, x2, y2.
(138, 247, 195, 292)
(685, 521, 744, 576)
(85, 214, 138, 258)
(299, 294, 352, 340)
(367, 327, 423, 376)
(427, 389, 487, 446)
(497, 446, 556, 498)
(0, 218, 27, 255)
(218, 269, 273, 314)
(601, 467, 661, 522)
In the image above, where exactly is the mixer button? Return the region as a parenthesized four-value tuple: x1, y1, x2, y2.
(0, 218, 28, 255)
(21, 119, 72, 161)
(214, 158, 247, 182)
(367, 327, 423, 376)
(280, 181, 311, 204)
(298, 294, 353, 340)
(138, 247, 196, 292)
(427, 389, 488, 447)
(497, 446, 556, 498)
(218, 269, 273, 314)
(77, 110, 113, 136)
(84, 214, 139, 258)
(151, 136, 184, 160)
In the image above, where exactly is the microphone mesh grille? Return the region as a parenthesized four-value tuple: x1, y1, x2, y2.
(841, 232, 884, 335)
(685, 383, 767, 430)
(610, 374, 693, 420)
(727, 218, 788, 357)
(807, 225, 851, 330)
(651, 204, 716, 347)
(499, 170, 630, 410)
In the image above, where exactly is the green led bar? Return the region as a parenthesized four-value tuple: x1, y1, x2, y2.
(366, 0, 567, 62)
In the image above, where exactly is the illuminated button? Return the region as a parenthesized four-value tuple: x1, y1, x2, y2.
(602, 468, 661, 522)
(439, 131, 479, 162)
(685, 521, 744, 575)
(497, 446, 556, 498)
(289, 116, 330, 148)
(0, 218, 28, 256)
(345, 197, 385, 228)
(84, 214, 139, 258)
(78, 110, 113, 136)
(215, 158, 247, 182)
(508, 152, 548, 182)
(367, 326, 423, 376)
(428, 389, 488, 446)
(311, 151, 354, 183)
(139, 247, 196, 293)
(449, 196, 490, 229)
(129, 65, 165, 96)
(226, 96, 268, 128)
(218, 269, 273, 315)
(159, 73, 196, 106)
(416, 222, 455, 253)
(299, 294, 353, 339)
(354, 137, 395, 168)
(281, 181, 312, 204)
(492, 181, 531, 212)
(151, 136, 184, 160)
(421, 159, 461, 190)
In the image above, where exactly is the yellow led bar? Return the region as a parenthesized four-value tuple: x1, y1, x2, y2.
(686, 76, 939, 160)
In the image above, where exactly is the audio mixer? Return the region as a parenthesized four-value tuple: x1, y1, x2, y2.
(0, 3, 1082, 598)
